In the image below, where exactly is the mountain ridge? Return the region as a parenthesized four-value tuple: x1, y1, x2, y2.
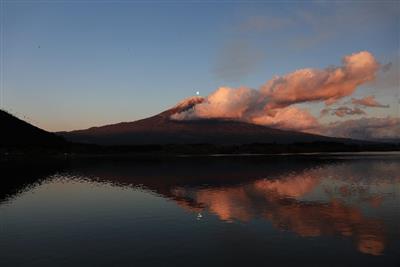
(0, 109, 66, 148)
(58, 100, 359, 146)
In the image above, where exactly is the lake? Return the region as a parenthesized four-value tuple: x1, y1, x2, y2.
(1, 153, 399, 266)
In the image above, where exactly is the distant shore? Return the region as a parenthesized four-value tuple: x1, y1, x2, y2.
(2, 141, 400, 161)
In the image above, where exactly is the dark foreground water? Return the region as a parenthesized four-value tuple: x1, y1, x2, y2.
(1, 153, 399, 267)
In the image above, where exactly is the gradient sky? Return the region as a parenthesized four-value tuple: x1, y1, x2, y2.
(1, 1, 399, 132)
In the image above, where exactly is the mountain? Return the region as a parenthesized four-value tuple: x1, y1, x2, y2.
(0, 110, 66, 148)
(58, 97, 356, 146)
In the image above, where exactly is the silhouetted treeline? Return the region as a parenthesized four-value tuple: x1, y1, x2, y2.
(2, 138, 400, 158)
(4, 141, 398, 157)
(73, 142, 400, 155)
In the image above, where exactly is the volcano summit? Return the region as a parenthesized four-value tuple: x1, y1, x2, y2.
(58, 97, 354, 146)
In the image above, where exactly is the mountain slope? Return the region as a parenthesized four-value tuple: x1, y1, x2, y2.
(0, 110, 66, 147)
(58, 98, 355, 145)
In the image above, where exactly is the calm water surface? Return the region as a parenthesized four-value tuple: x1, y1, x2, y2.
(1, 154, 399, 266)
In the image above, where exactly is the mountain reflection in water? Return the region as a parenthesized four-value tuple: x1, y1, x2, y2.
(174, 176, 389, 256)
(1, 154, 399, 266)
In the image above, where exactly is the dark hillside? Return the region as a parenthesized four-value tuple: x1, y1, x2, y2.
(0, 110, 66, 149)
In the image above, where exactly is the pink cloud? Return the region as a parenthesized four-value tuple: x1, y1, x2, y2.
(261, 51, 379, 108)
(170, 51, 398, 139)
(251, 106, 320, 132)
(352, 95, 389, 108)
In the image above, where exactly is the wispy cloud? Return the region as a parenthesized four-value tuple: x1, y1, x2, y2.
(213, 40, 265, 82)
(352, 95, 389, 108)
(291, 2, 399, 50)
(321, 106, 366, 117)
(324, 117, 400, 140)
(237, 15, 293, 32)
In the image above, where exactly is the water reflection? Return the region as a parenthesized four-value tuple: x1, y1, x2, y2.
(79, 157, 398, 256)
(0, 159, 66, 203)
(1, 155, 399, 265)
(174, 181, 388, 255)
(171, 161, 399, 256)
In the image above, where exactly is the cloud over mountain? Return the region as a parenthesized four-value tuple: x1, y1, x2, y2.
(172, 51, 395, 138)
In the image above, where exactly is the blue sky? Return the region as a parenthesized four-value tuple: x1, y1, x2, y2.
(1, 1, 399, 131)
